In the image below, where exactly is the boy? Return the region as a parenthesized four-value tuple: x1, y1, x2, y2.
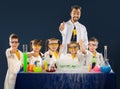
(79, 37, 104, 67)
(4, 33, 23, 89)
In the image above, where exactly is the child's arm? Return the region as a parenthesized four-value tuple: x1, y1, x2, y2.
(99, 53, 105, 66)
(59, 44, 64, 56)
(79, 40, 87, 54)
(27, 53, 34, 58)
(6, 48, 15, 59)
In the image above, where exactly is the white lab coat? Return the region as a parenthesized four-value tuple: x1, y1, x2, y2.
(60, 20, 88, 53)
(28, 51, 43, 66)
(44, 51, 59, 65)
(59, 52, 86, 66)
(84, 50, 104, 66)
(4, 48, 23, 89)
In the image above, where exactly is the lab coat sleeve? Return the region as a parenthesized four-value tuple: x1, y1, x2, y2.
(98, 53, 104, 66)
(83, 26, 88, 49)
(59, 23, 67, 36)
(84, 51, 93, 66)
(20, 51, 23, 67)
(59, 23, 67, 44)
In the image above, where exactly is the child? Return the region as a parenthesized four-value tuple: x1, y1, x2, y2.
(59, 41, 85, 65)
(44, 38, 61, 71)
(79, 37, 104, 69)
(4, 33, 23, 89)
(27, 39, 43, 71)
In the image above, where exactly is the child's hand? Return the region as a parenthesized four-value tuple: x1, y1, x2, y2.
(28, 53, 34, 58)
(60, 44, 64, 49)
(79, 39, 84, 47)
(79, 40, 87, 54)
(10, 49, 17, 54)
(49, 50, 53, 56)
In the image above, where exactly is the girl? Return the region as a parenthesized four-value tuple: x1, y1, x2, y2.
(44, 38, 61, 71)
(59, 41, 85, 65)
(58, 41, 87, 73)
(28, 39, 43, 72)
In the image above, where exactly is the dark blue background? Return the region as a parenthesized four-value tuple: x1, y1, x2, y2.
(0, 0, 120, 89)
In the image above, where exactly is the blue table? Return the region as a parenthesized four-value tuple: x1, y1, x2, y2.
(15, 72, 116, 89)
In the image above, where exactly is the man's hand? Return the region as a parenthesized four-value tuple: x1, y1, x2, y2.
(59, 21, 65, 31)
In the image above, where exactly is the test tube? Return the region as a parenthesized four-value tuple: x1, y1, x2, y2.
(23, 44, 28, 72)
(104, 45, 107, 60)
(23, 44, 28, 53)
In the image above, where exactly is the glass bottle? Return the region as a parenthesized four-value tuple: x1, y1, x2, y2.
(91, 56, 96, 69)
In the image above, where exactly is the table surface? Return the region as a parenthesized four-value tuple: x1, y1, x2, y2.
(15, 71, 116, 89)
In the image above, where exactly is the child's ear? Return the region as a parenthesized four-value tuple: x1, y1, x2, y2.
(18, 43, 20, 46)
(96, 45, 98, 49)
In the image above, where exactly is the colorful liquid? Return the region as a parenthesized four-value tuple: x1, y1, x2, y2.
(23, 52, 28, 72)
(44, 61, 48, 70)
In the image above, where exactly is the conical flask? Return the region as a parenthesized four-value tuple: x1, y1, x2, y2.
(100, 45, 111, 73)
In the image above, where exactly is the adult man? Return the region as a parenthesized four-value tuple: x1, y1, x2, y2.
(59, 5, 88, 53)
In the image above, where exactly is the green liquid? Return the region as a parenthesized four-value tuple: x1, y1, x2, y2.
(23, 52, 28, 72)
(92, 57, 96, 63)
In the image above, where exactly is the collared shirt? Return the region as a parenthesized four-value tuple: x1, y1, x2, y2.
(60, 20, 88, 53)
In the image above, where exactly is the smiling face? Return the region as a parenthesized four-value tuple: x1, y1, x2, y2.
(68, 43, 79, 54)
(9, 38, 19, 50)
(48, 40, 59, 52)
(31, 39, 42, 53)
(88, 41, 98, 52)
(32, 45, 42, 53)
(9, 34, 19, 50)
(70, 8, 81, 23)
